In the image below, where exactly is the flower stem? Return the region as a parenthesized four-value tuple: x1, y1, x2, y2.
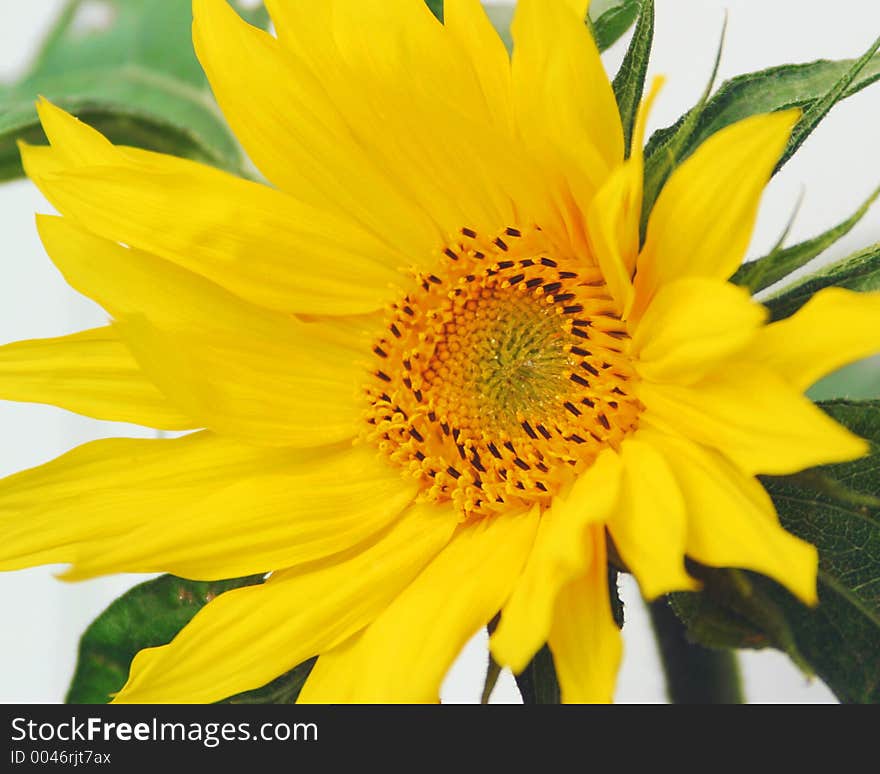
(649, 599, 744, 704)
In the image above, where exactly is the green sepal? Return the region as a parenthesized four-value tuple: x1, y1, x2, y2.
(642, 53, 880, 230)
(589, 0, 642, 53)
(66, 573, 265, 704)
(733, 186, 880, 295)
(222, 660, 315, 705)
(764, 242, 880, 322)
(670, 400, 880, 704)
(612, 0, 655, 157)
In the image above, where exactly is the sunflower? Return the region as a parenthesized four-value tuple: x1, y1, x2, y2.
(2, 0, 879, 704)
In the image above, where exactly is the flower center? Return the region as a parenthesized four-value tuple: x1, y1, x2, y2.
(364, 226, 642, 518)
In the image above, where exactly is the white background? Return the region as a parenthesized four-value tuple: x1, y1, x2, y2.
(1, 0, 878, 704)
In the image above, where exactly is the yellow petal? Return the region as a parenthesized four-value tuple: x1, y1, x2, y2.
(639, 363, 869, 475)
(443, 0, 513, 131)
(548, 524, 623, 704)
(512, 0, 622, 174)
(587, 77, 665, 313)
(223, 0, 523, 241)
(0, 432, 298, 573)
(115, 315, 363, 448)
(646, 429, 818, 605)
(609, 437, 698, 600)
(63, 445, 418, 581)
(298, 508, 540, 703)
(750, 287, 880, 391)
(631, 277, 767, 384)
(37, 214, 366, 447)
(491, 450, 622, 673)
(511, 0, 623, 254)
(0, 326, 192, 429)
(633, 110, 799, 317)
(22, 101, 402, 316)
(112, 501, 458, 703)
(197, 0, 442, 259)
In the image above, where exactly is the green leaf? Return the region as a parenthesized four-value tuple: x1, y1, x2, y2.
(0, 0, 266, 181)
(425, 0, 444, 22)
(733, 185, 880, 294)
(514, 644, 560, 704)
(66, 573, 264, 704)
(764, 243, 880, 322)
(223, 660, 315, 705)
(672, 400, 880, 704)
(612, 0, 654, 156)
(777, 33, 880, 173)
(642, 53, 880, 225)
(589, 0, 641, 52)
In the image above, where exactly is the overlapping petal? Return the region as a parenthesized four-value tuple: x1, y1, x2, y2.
(298, 507, 539, 703)
(0, 327, 192, 429)
(632, 110, 799, 317)
(112, 502, 458, 703)
(22, 99, 402, 316)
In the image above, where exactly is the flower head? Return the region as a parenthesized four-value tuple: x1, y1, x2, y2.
(3, 0, 880, 703)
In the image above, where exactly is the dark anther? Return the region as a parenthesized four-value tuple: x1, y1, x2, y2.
(415, 450, 426, 461)
(474, 251, 485, 259)
(413, 389, 423, 402)
(569, 434, 586, 444)
(471, 453, 487, 473)
(428, 411, 437, 422)
(581, 397, 595, 407)
(535, 462, 549, 473)
(503, 441, 516, 453)
(520, 258, 535, 267)
(536, 424, 552, 440)
(409, 428, 425, 442)
(607, 330, 629, 340)
(403, 305, 415, 316)
(461, 227, 478, 238)
(525, 277, 543, 289)
(402, 377, 412, 389)
(564, 401, 581, 417)
(570, 346, 590, 357)
(403, 358, 412, 370)
(598, 414, 611, 430)
(446, 466, 462, 480)
(456, 443, 466, 460)
(379, 392, 391, 403)
(543, 282, 562, 294)
(535, 482, 548, 492)
(540, 257, 558, 267)
(516, 481, 526, 490)
(494, 237, 509, 251)
(521, 421, 538, 440)
(571, 319, 590, 327)
(487, 442, 502, 459)
(497, 260, 515, 269)
(571, 328, 590, 339)
(466, 274, 476, 282)
(513, 457, 531, 471)
(428, 274, 442, 284)
(373, 345, 387, 358)
(441, 422, 450, 435)
(563, 304, 584, 315)
(554, 293, 575, 303)
(570, 373, 590, 387)
(558, 271, 578, 279)
(376, 370, 392, 382)
(505, 227, 522, 237)
(452, 427, 461, 441)
(390, 324, 402, 338)
(507, 273, 525, 285)
(582, 362, 600, 377)
(444, 248, 458, 261)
